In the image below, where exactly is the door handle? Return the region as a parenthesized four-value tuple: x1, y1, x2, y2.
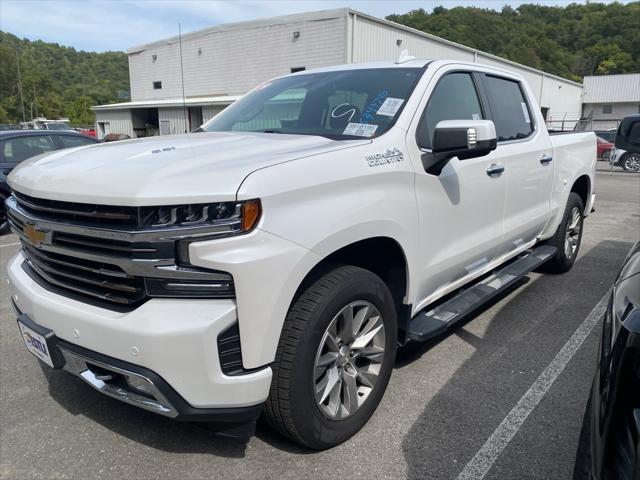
(486, 164, 505, 177)
(540, 155, 553, 165)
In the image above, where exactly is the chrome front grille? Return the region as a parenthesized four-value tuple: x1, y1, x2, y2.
(22, 244, 147, 307)
(13, 191, 139, 228)
(6, 194, 235, 311)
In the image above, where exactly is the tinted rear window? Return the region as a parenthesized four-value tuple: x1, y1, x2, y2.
(484, 76, 534, 142)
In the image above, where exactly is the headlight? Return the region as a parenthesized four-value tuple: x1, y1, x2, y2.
(140, 199, 261, 298)
(138, 199, 261, 232)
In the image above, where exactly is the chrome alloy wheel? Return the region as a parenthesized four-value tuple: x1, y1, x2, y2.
(313, 300, 386, 420)
(565, 206, 582, 260)
(623, 154, 640, 172)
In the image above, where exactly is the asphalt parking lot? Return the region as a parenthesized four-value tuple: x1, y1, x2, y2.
(1, 169, 638, 480)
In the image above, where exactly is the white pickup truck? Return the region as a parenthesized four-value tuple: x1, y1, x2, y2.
(6, 59, 596, 449)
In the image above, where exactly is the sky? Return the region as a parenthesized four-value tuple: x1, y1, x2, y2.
(0, 0, 626, 52)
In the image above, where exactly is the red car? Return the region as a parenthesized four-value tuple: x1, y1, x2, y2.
(78, 128, 96, 137)
(596, 136, 613, 160)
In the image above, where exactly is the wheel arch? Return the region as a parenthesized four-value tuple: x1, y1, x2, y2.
(290, 236, 411, 334)
(571, 174, 591, 214)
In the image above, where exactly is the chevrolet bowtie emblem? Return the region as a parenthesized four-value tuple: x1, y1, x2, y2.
(23, 223, 49, 246)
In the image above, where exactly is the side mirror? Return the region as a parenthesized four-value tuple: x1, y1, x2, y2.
(614, 114, 640, 154)
(421, 120, 497, 174)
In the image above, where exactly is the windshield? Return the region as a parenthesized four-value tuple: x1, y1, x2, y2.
(203, 68, 422, 140)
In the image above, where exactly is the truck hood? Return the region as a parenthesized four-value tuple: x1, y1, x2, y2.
(9, 132, 368, 205)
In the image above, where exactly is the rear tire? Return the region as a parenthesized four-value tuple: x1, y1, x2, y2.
(541, 192, 584, 273)
(265, 265, 397, 450)
(621, 153, 640, 172)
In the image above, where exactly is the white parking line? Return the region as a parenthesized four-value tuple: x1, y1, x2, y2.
(456, 290, 610, 480)
(0, 242, 20, 248)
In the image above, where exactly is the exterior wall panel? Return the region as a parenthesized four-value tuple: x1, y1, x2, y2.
(202, 105, 226, 123)
(129, 16, 346, 102)
(352, 16, 474, 63)
(539, 76, 583, 129)
(94, 110, 133, 139)
(158, 108, 189, 135)
(582, 102, 640, 120)
(582, 74, 640, 104)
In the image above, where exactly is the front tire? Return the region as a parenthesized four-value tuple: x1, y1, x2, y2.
(265, 265, 397, 450)
(541, 192, 584, 273)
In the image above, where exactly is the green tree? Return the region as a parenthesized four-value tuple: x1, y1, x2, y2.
(387, 2, 640, 81)
(0, 31, 129, 125)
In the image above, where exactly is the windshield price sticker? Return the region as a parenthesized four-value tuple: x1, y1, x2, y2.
(343, 123, 378, 137)
(521, 102, 531, 124)
(376, 97, 404, 117)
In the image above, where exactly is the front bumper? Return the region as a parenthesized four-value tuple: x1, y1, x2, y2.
(7, 251, 272, 412)
(13, 303, 262, 437)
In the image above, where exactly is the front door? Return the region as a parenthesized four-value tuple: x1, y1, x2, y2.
(406, 67, 507, 308)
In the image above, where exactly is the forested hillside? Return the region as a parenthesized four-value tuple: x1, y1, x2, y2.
(388, 1, 640, 82)
(0, 31, 129, 125)
(1, 2, 638, 124)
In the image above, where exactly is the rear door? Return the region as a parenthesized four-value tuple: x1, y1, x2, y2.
(406, 66, 507, 305)
(479, 74, 553, 257)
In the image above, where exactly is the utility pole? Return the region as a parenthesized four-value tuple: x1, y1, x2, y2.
(178, 23, 188, 133)
(33, 84, 39, 117)
(15, 50, 26, 123)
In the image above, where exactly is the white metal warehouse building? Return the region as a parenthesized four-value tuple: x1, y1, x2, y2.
(93, 8, 584, 138)
(580, 73, 640, 130)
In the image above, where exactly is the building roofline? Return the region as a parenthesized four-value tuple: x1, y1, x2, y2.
(92, 95, 241, 111)
(127, 8, 350, 54)
(346, 8, 582, 87)
(583, 73, 640, 80)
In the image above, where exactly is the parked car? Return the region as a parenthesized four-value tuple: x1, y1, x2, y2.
(596, 136, 613, 161)
(0, 130, 99, 234)
(5, 59, 596, 449)
(77, 128, 97, 138)
(609, 147, 639, 172)
(573, 241, 640, 479)
(610, 114, 640, 172)
(594, 129, 617, 143)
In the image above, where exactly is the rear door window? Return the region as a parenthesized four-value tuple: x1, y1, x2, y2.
(2, 135, 57, 163)
(483, 75, 534, 142)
